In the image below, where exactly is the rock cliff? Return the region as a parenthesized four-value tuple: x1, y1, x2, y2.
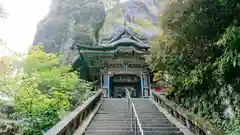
(33, 0, 164, 64)
(100, 0, 164, 40)
(33, 0, 106, 48)
(33, 0, 106, 64)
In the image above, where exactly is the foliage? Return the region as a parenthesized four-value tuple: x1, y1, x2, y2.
(0, 55, 23, 134)
(0, 45, 92, 134)
(230, 129, 240, 135)
(147, 0, 240, 133)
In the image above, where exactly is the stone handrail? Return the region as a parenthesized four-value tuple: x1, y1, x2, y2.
(44, 90, 103, 135)
(152, 91, 226, 135)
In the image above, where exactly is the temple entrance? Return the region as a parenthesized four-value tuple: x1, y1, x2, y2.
(109, 74, 141, 98)
(76, 21, 151, 98)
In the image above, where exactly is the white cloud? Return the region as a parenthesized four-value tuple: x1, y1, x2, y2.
(0, 0, 51, 57)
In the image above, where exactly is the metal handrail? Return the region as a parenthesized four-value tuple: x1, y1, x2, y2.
(126, 90, 144, 135)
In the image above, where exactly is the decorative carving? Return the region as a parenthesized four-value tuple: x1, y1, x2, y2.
(118, 47, 133, 53)
(113, 75, 140, 83)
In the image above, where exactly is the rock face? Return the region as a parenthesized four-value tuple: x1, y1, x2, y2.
(100, 0, 164, 40)
(33, 0, 106, 63)
(33, 0, 164, 64)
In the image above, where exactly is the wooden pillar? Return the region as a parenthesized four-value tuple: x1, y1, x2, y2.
(100, 73, 103, 89)
(107, 74, 110, 98)
(103, 74, 109, 97)
(140, 73, 144, 98)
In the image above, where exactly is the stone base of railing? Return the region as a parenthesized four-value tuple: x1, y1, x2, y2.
(152, 91, 226, 135)
(44, 90, 103, 135)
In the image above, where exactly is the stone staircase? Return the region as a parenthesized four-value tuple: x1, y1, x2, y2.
(84, 98, 184, 135)
(132, 99, 184, 135)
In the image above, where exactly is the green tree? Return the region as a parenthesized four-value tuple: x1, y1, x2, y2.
(147, 0, 240, 133)
(1, 45, 92, 134)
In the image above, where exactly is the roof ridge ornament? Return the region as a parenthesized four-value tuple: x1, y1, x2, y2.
(121, 18, 131, 38)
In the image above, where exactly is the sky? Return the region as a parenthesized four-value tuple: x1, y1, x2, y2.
(0, 0, 129, 57)
(0, 0, 51, 57)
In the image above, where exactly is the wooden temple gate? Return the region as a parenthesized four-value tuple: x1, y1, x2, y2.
(75, 25, 151, 98)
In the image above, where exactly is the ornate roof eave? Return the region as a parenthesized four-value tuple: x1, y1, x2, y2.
(74, 39, 149, 51)
(100, 38, 149, 49)
(101, 33, 149, 45)
(101, 33, 122, 44)
(126, 28, 149, 44)
(74, 44, 149, 56)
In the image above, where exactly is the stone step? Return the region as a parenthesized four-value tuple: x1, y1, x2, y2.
(86, 127, 180, 131)
(98, 109, 161, 112)
(136, 108, 160, 110)
(97, 110, 129, 112)
(101, 103, 127, 105)
(89, 121, 172, 125)
(95, 114, 166, 119)
(102, 99, 127, 100)
(95, 113, 165, 116)
(134, 108, 159, 110)
(98, 109, 129, 112)
(101, 104, 128, 106)
(97, 111, 163, 114)
(101, 105, 127, 106)
(101, 106, 158, 108)
(99, 108, 128, 110)
(92, 117, 169, 121)
(87, 123, 176, 128)
(101, 105, 157, 107)
(100, 106, 128, 107)
(94, 114, 130, 117)
(101, 104, 127, 105)
(84, 98, 184, 135)
(100, 105, 128, 107)
(96, 112, 129, 114)
(84, 130, 184, 135)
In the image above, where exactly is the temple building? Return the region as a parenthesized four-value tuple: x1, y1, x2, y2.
(73, 22, 152, 98)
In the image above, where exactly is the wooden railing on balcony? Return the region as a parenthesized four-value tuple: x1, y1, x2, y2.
(44, 90, 103, 135)
(152, 91, 226, 135)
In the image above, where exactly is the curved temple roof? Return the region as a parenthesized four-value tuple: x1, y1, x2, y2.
(75, 22, 150, 51)
(99, 23, 150, 48)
